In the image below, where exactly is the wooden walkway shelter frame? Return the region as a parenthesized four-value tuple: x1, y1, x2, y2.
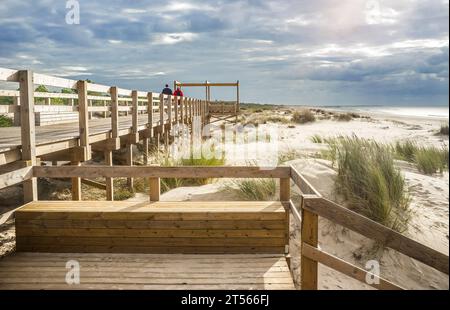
(174, 80, 240, 119)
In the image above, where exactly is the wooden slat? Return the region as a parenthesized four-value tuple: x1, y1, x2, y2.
(302, 243, 403, 290)
(16, 228, 285, 238)
(32, 165, 291, 179)
(303, 197, 449, 275)
(290, 165, 321, 196)
(16, 219, 286, 230)
(0, 166, 33, 190)
(0, 252, 294, 290)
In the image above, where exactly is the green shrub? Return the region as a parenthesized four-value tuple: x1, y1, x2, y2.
(292, 109, 315, 124)
(0, 115, 13, 127)
(330, 136, 410, 232)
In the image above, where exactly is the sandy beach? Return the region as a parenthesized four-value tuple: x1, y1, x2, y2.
(0, 106, 448, 290)
(158, 106, 449, 289)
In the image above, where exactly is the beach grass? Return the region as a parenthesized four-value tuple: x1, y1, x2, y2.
(310, 134, 324, 143)
(395, 140, 448, 174)
(224, 178, 277, 201)
(326, 136, 410, 232)
(439, 124, 449, 135)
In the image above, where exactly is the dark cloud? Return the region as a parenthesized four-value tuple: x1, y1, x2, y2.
(0, 0, 448, 105)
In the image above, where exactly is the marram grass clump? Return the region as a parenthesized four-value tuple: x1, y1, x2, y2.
(326, 136, 410, 232)
(224, 178, 277, 201)
(395, 140, 448, 174)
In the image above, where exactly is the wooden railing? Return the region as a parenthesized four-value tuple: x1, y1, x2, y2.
(3, 164, 448, 290)
(0, 67, 211, 201)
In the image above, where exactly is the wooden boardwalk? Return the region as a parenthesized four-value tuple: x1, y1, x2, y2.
(0, 114, 164, 153)
(0, 253, 295, 290)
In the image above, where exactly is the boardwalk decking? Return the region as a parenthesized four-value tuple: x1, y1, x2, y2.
(0, 253, 295, 290)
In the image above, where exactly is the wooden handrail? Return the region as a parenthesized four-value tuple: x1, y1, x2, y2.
(302, 243, 404, 290)
(32, 165, 291, 179)
(302, 196, 449, 275)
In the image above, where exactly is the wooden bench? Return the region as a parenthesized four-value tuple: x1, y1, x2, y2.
(15, 200, 288, 254)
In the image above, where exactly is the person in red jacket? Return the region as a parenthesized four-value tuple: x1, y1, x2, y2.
(173, 87, 184, 97)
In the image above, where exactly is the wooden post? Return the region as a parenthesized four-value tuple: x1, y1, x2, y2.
(174, 95, 179, 126)
(132, 90, 138, 135)
(149, 177, 160, 202)
(301, 200, 319, 290)
(110, 87, 119, 139)
(18, 70, 37, 202)
(77, 80, 90, 160)
(13, 96, 20, 126)
(105, 86, 119, 201)
(126, 143, 133, 189)
(180, 96, 184, 125)
(103, 100, 107, 118)
(70, 80, 90, 200)
(280, 178, 290, 201)
(71, 161, 81, 201)
(280, 178, 291, 256)
(45, 97, 51, 105)
(88, 99, 92, 119)
(104, 150, 114, 200)
(159, 93, 165, 135)
(148, 92, 154, 136)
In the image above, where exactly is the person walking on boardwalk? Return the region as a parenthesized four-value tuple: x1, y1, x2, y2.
(162, 84, 172, 95)
(173, 87, 184, 97)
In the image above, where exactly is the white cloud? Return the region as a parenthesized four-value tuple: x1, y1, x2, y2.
(122, 8, 147, 14)
(152, 32, 198, 45)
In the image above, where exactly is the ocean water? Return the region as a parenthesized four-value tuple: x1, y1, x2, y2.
(325, 106, 449, 119)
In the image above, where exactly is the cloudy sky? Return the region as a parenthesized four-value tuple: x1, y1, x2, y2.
(0, 0, 448, 105)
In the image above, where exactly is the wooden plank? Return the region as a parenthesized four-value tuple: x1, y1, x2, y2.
(33, 166, 291, 179)
(302, 243, 403, 290)
(18, 70, 37, 202)
(16, 219, 286, 230)
(303, 197, 449, 275)
(0, 166, 33, 190)
(301, 205, 318, 290)
(290, 165, 321, 196)
(15, 244, 285, 254)
(81, 178, 106, 190)
(16, 228, 285, 238)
